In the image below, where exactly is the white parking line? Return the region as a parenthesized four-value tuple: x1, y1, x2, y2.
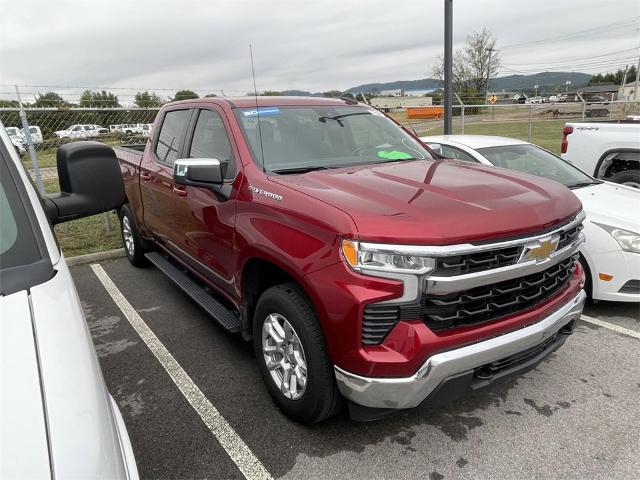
(580, 314, 640, 339)
(90, 264, 273, 480)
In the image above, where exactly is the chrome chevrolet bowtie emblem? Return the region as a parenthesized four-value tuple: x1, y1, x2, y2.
(520, 236, 560, 263)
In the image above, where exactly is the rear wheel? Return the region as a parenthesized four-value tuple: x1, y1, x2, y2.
(253, 283, 343, 424)
(608, 170, 640, 188)
(119, 204, 149, 267)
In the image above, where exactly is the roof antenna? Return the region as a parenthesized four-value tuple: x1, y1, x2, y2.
(250, 44, 266, 173)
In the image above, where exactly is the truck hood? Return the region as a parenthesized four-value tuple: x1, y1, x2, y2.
(573, 181, 640, 232)
(271, 159, 582, 244)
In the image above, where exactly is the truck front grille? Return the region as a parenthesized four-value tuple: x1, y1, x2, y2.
(422, 256, 577, 331)
(434, 246, 522, 276)
(557, 223, 583, 250)
(361, 256, 577, 344)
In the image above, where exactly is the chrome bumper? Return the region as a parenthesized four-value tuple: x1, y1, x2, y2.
(335, 289, 587, 410)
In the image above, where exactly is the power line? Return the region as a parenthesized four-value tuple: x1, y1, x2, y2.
(503, 47, 639, 67)
(500, 17, 639, 50)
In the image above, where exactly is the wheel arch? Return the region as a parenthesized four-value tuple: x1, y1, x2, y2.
(593, 148, 640, 179)
(239, 254, 329, 345)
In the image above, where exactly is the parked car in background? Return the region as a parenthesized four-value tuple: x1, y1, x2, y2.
(138, 123, 153, 137)
(560, 120, 640, 187)
(4, 126, 25, 154)
(113, 97, 586, 423)
(527, 96, 544, 104)
(109, 124, 140, 134)
(20, 125, 43, 146)
(0, 123, 138, 478)
(54, 124, 108, 139)
(422, 134, 640, 303)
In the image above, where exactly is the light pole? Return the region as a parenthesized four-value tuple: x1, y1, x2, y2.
(534, 84, 539, 97)
(443, 0, 453, 134)
(565, 80, 571, 96)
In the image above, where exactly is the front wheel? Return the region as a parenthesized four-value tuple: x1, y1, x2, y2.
(253, 283, 343, 424)
(119, 204, 149, 267)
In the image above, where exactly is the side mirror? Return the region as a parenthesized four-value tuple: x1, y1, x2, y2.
(173, 158, 224, 187)
(44, 141, 125, 224)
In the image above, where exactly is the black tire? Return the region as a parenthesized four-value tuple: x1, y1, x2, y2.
(608, 170, 640, 188)
(579, 256, 593, 301)
(253, 283, 343, 424)
(118, 204, 150, 267)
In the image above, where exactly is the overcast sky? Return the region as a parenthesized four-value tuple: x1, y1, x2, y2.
(1, 0, 638, 101)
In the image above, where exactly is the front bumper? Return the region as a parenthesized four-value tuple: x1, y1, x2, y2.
(335, 289, 586, 410)
(589, 249, 640, 302)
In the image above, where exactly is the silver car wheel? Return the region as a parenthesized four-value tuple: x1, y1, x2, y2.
(262, 313, 307, 400)
(122, 216, 135, 256)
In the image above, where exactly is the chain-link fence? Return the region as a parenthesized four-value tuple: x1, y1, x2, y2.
(2, 99, 639, 185)
(388, 99, 639, 154)
(0, 107, 159, 184)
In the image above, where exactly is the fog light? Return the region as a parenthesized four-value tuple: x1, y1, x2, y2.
(598, 273, 614, 281)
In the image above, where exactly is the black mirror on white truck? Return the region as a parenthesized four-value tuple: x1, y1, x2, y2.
(44, 141, 125, 224)
(173, 158, 224, 187)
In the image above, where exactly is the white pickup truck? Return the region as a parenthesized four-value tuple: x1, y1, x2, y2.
(561, 120, 640, 187)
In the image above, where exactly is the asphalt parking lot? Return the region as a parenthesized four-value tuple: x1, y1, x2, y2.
(71, 258, 640, 480)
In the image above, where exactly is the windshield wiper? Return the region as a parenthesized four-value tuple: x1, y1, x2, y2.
(270, 165, 332, 174)
(318, 112, 372, 127)
(567, 180, 601, 189)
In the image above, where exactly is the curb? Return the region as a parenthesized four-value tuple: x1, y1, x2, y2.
(66, 248, 126, 266)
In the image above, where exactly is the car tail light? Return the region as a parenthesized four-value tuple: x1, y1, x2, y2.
(561, 126, 573, 154)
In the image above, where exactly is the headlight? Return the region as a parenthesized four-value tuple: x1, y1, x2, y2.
(594, 223, 640, 254)
(341, 239, 436, 275)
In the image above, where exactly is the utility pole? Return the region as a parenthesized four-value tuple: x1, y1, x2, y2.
(565, 80, 571, 96)
(534, 84, 539, 97)
(485, 47, 496, 102)
(634, 54, 640, 100)
(443, 0, 453, 134)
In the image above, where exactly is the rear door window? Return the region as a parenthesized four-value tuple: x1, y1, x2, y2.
(155, 109, 191, 166)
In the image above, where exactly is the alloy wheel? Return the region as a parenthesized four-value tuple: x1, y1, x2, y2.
(262, 313, 308, 400)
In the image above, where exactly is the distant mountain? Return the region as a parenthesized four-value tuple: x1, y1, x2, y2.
(346, 78, 442, 94)
(346, 72, 591, 94)
(489, 72, 591, 92)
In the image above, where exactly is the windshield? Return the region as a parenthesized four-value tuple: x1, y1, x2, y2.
(6, 127, 18, 136)
(234, 106, 433, 173)
(476, 144, 598, 188)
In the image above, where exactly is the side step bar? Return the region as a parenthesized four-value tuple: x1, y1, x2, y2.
(144, 252, 240, 332)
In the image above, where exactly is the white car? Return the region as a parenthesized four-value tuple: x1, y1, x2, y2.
(561, 120, 639, 187)
(20, 125, 43, 146)
(4, 126, 26, 154)
(54, 124, 107, 139)
(422, 135, 640, 302)
(0, 124, 139, 478)
(138, 123, 153, 137)
(109, 124, 140, 134)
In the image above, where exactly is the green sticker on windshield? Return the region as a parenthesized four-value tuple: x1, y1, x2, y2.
(377, 150, 413, 160)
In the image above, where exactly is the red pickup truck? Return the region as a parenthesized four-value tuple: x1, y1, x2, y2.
(114, 96, 587, 423)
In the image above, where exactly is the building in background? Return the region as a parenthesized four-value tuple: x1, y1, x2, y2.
(379, 89, 403, 97)
(404, 89, 436, 97)
(618, 80, 638, 100)
(370, 96, 433, 111)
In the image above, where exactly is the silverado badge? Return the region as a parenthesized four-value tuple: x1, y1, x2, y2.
(520, 236, 560, 263)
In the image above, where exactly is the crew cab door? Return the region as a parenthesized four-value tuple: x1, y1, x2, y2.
(139, 107, 194, 252)
(173, 106, 239, 299)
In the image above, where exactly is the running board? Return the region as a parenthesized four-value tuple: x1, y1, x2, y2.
(145, 252, 240, 332)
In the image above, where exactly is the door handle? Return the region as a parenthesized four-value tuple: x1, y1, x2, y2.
(140, 172, 152, 182)
(172, 185, 188, 197)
